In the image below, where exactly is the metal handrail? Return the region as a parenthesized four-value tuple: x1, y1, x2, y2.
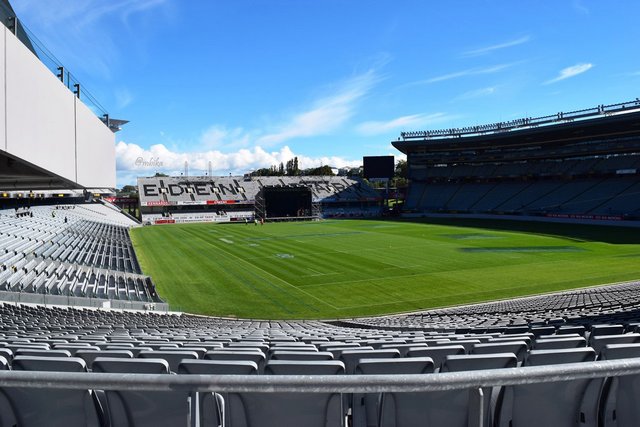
(2, 358, 640, 392)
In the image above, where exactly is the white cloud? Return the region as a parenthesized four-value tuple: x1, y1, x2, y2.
(187, 69, 382, 154)
(115, 141, 361, 186)
(454, 86, 497, 101)
(356, 113, 454, 136)
(200, 126, 251, 150)
(256, 70, 380, 146)
(115, 68, 383, 186)
(405, 63, 518, 86)
(115, 89, 134, 109)
(544, 63, 593, 84)
(463, 36, 531, 57)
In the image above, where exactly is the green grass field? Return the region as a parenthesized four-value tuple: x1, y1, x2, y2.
(130, 219, 640, 319)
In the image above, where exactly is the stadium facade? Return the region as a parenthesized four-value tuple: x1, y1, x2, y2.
(395, 100, 640, 223)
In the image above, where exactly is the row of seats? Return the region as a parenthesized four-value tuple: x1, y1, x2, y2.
(3, 328, 639, 371)
(410, 154, 640, 181)
(404, 175, 640, 217)
(2, 344, 640, 426)
(349, 281, 640, 331)
(3, 286, 640, 426)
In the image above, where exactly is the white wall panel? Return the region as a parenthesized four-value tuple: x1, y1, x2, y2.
(4, 26, 76, 182)
(0, 26, 115, 188)
(76, 98, 115, 187)
(0, 28, 5, 151)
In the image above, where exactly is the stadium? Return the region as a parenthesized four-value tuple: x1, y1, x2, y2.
(1, 1, 640, 426)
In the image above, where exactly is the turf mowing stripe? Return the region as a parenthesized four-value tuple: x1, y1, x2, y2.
(178, 227, 300, 315)
(183, 227, 339, 311)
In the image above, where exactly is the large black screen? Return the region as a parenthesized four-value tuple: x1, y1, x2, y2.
(263, 186, 312, 218)
(363, 156, 394, 179)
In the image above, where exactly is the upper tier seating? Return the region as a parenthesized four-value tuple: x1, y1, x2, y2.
(405, 154, 640, 217)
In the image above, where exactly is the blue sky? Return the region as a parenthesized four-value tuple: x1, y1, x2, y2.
(13, 0, 640, 187)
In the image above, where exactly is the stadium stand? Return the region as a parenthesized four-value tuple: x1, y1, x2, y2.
(0, 203, 163, 308)
(343, 281, 640, 332)
(396, 100, 640, 222)
(137, 175, 382, 224)
(2, 291, 640, 426)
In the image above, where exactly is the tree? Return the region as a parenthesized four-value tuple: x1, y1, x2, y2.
(119, 185, 138, 194)
(302, 165, 334, 176)
(285, 156, 300, 176)
(250, 167, 271, 176)
(395, 159, 407, 179)
(347, 167, 363, 178)
(393, 159, 408, 188)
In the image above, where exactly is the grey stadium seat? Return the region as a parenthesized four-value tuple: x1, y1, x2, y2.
(0, 356, 104, 427)
(75, 349, 134, 369)
(598, 344, 640, 427)
(340, 349, 401, 375)
(14, 348, 71, 358)
(180, 360, 257, 427)
(269, 350, 334, 361)
(589, 333, 640, 355)
(138, 349, 199, 373)
(205, 349, 266, 372)
(406, 345, 465, 371)
(471, 341, 528, 364)
(228, 360, 346, 427)
(92, 357, 191, 427)
(496, 347, 598, 427)
(533, 336, 586, 350)
(590, 324, 625, 338)
(178, 360, 245, 427)
(378, 353, 517, 427)
(353, 357, 434, 427)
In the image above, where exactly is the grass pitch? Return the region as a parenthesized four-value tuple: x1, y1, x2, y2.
(130, 219, 640, 319)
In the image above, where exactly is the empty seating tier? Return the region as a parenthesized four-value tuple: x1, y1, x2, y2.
(0, 204, 162, 305)
(3, 297, 640, 425)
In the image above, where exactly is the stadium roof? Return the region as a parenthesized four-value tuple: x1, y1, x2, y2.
(393, 99, 640, 155)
